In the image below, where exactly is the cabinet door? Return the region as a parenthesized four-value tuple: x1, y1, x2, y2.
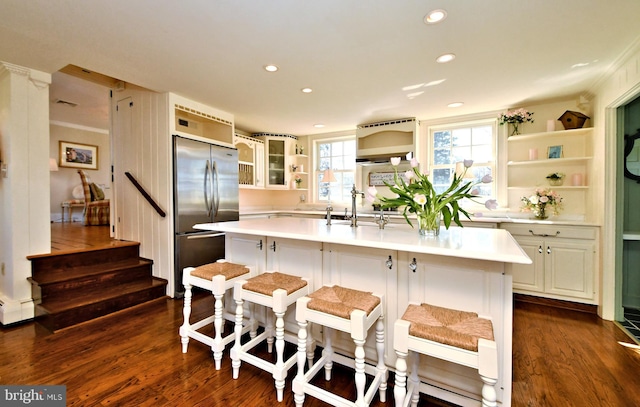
(545, 240, 595, 300)
(322, 244, 398, 362)
(255, 142, 265, 188)
(225, 233, 267, 273)
(510, 236, 545, 293)
(266, 138, 287, 187)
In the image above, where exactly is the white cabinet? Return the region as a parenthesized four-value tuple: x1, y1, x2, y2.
(502, 224, 598, 303)
(506, 128, 593, 221)
(322, 244, 398, 362)
(254, 133, 298, 189)
(233, 134, 264, 188)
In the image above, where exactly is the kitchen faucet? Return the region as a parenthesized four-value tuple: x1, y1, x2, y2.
(349, 184, 365, 227)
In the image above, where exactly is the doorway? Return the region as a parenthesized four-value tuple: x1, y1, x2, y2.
(620, 94, 640, 342)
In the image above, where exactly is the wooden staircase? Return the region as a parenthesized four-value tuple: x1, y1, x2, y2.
(28, 242, 168, 332)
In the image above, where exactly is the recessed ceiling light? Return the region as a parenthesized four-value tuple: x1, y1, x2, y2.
(314, 124, 325, 128)
(264, 65, 279, 72)
(301, 88, 313, 93)
(424, 9, 447, 24)
(436, 53, 456, 63)
(448, 102, 464, 108)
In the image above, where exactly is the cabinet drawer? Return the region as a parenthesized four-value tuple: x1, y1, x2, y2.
(502, 224, 597, 240)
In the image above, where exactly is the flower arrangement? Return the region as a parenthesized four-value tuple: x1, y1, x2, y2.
(367, 157, 497, 235)
(521, 188, 563, 220)
(498, 108, 534, 136)
(294, 174, 302, 186)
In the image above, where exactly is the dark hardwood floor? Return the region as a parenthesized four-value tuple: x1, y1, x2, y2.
(1, 224, 638, 406)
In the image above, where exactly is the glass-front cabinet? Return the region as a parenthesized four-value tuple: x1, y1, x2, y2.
(254, 133, 297, 189)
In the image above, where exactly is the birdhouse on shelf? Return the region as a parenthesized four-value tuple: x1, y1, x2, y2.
(558, 110, 590, 130)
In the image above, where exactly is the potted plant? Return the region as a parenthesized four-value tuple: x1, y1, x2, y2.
(546, 172, 565, 186)
(294, 174, 302, 188)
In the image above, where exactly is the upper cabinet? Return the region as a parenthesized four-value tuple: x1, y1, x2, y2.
(171, 94, 234, 146)
(254, 133, 298, 189)
(233, 134, 264, 188)
(506, 127, 594, 221)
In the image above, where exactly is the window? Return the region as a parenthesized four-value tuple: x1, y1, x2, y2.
(429, 120, 497, 202)
(315, 137, 356, 203)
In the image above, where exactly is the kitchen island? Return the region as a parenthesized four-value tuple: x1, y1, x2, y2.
(195, 217, 530, 407)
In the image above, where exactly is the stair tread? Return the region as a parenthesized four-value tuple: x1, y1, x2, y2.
(37, 278, 167, 314)
(31, 258, 153, 285)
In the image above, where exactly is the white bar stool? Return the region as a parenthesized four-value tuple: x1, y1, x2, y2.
(293, 285, 387, 407)
(231, 271, 311, 402)
(179, 260, 254, 370)
(394, 303, 499, 407)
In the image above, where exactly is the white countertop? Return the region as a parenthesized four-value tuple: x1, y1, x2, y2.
(195, 217, 532, 265)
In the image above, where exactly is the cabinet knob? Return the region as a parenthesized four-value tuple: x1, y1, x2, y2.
(386, 255, 393, 270)
(409, 257, 418, 272)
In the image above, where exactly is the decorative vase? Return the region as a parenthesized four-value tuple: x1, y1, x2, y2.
(548, 178, 564, 186)
(533, 206, 548, 220)
(417, 211, 441, 237)
(510, 122, 520, 137)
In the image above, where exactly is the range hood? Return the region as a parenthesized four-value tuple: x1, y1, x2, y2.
(355, 118, 418, 162)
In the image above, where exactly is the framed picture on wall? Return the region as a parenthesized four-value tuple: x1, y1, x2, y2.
(59, 141, 98, 170)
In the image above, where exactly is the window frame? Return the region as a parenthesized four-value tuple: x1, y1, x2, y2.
(312, 134, 356, 204)
(427, 118, 500, 210)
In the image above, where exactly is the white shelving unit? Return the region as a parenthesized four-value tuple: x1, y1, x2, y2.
(506, 127, 594, 221)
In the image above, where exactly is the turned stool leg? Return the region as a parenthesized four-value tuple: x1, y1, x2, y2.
(294, 320, 308, 407)
(266, 310, 275, 353)
(212, 292, 224, 369)
(408, 351, 420, 407)
(375, 316, 387, 402)
(353, 338, 366, 406)
(231, 297, 244, 379)
(323, 327, 334, 381)
(179, 280, 193, 353)
(273, 310, 286, 402)
(394, 350, 408, 407)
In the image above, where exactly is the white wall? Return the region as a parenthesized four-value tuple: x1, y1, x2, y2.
(0, 62, 51, 324)
(49, 123, 110, 222)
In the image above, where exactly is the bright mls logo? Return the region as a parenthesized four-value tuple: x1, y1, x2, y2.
(1, 386, 66, 406)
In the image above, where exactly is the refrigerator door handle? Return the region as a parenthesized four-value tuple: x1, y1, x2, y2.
(204, 159, 213, 217)
(212, 160, 220, 219)
(186, 232, 226, 239)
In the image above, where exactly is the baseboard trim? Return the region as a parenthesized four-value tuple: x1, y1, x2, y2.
(514, 293, 598, 314)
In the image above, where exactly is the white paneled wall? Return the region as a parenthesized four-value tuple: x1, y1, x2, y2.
(112, 89, 173, 295)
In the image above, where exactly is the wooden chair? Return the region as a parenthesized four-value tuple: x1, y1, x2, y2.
(292, 285, 387, 407)
(77, 170, 109, 226)
(393, 303, 498, 407)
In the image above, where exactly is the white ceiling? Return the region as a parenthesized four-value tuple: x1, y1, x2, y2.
(2, 0, 640, 135)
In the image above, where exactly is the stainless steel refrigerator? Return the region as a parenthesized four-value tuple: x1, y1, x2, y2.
(173, 135, 239, 297)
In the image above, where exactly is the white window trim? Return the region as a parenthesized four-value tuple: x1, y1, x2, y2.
(308, 130, 356, 204)
(423, 113, 507, 212)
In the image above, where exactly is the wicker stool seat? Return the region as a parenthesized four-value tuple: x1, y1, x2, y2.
(293, 285, 387, 407)
(179, 260, 254, 370)
(231, 271, 311, 402)
(394, 303, 498, 407)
